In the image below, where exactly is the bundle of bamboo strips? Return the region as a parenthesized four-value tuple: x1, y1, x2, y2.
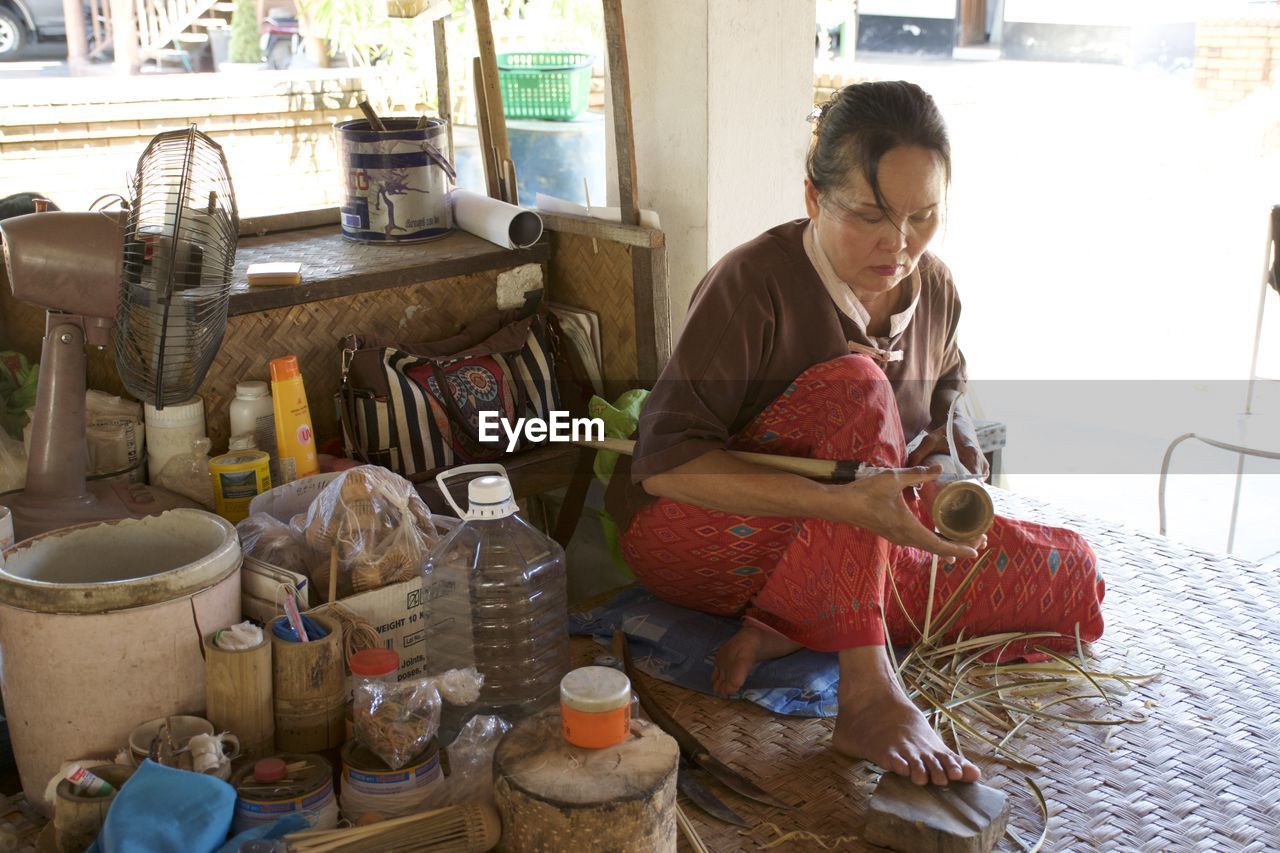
(883, 553, 1159, 851)
(285, 802, 501, 852)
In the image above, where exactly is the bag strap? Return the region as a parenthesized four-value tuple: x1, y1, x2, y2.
(428, 361, 486, 444)
(339, 346, 371, 464)
(545, 313, 596, 412)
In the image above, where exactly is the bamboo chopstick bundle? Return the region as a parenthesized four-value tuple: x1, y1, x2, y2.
(285, 802, 501, 852)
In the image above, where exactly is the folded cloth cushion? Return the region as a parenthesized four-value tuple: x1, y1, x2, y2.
(570, 587, 840, 717)
(89, 759, 235, 853)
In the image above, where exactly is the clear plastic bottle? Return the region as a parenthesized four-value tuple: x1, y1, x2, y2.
(422, 465, 569, 717)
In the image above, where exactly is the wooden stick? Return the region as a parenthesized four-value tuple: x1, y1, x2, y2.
(471, 0, 512, 200)
(327, 548, 338, 606)
(433, 15, 454, 164)
(358, 100, 387, 132)
(676, 804, 711, 853)
(473, 56, 501, 199)
(574, 435, 856, 480)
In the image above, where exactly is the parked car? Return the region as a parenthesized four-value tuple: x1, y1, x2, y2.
(0, 0, 64, 60)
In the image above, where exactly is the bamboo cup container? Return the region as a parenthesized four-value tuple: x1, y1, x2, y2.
(204, 629, 274, 760)
(932, 481, 995, 542)
(271, 613, 345, 753)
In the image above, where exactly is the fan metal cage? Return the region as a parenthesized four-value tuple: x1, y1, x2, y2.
(115, 126, 239, 409)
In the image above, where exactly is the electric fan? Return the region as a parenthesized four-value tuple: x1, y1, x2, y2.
(0, 126, 239, 541)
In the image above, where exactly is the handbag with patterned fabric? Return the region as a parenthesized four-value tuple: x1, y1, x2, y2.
(337, 308, 561, 479)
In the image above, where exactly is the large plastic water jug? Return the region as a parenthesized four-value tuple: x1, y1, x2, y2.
(423, 464, 570, 715)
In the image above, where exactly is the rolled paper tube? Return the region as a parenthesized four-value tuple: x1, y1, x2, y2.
(450, 189, 543, 249)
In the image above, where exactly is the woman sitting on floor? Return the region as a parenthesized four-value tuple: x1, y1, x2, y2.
(618, 81, 1106, 788)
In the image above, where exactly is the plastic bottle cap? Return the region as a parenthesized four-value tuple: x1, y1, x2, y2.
(349, 648, 401, 677)
(269, 356, 301, 382)
(252, 758, 287, 783)
(143, 396, 204, 426)
(466, 475, 517, 519)
(235, 381, 270, 399)
(560, 666, 631, 713)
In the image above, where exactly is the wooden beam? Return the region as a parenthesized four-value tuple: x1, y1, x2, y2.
(538, 211, 664, 248)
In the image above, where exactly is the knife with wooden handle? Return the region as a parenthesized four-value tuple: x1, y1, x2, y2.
(612, 629, 791, 811)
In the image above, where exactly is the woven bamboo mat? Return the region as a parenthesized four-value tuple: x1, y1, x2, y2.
(574, 488, 1280, 851)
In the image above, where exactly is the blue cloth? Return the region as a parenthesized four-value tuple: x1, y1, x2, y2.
(570, 587, 840, 717)
(89, 760, 236, 853)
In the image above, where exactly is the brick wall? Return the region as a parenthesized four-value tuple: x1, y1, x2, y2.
(1193, 15, 1280, 110)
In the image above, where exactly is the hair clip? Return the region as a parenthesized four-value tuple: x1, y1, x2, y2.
(805, 105, 824, 125)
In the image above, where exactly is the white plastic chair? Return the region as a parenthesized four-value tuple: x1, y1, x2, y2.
(1159, 205, 1280, 553)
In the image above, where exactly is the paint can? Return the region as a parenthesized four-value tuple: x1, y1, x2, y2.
(339, 740, 443, 820)
(336, 118, 453, 244)
(231, 754, 338, 834)
(210, 450, 272, 524)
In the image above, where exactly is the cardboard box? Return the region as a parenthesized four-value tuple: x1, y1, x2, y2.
(245, 473, 454, 681)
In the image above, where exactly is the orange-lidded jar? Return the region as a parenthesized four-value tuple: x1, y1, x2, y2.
(560, 666, 632, 749)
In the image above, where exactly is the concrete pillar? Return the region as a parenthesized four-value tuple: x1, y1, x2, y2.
(612, 0, 815, 337)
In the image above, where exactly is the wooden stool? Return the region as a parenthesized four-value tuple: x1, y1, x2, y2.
(493, 710, 679, 852)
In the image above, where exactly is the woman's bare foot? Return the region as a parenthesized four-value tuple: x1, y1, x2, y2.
(711, 623, 802, 696)
(831, 646, 981, 786)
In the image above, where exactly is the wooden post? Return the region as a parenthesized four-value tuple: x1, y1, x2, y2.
(959, 0, 987, 46)
(108, 0, 138, 74)
(602, 0, 669, 382)
(62, 0, 90, 70)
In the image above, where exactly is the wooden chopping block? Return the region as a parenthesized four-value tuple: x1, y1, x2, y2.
(493, 709, 679, 852)
(863, 773, 1011, 853)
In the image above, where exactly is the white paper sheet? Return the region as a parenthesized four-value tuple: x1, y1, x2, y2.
(449, 189, 544, 249)
(534, 192, 661, 230)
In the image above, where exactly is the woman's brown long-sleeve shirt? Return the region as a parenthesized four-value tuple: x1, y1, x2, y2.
(612, 218, 967, 528)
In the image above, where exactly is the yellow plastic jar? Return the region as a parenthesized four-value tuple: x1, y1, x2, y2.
(560, 666, 631, 750)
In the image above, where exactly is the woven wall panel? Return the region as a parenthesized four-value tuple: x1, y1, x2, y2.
(200, 273, 502, 449)
(547, 231, 637, 401)
(0, 271, 504, 453)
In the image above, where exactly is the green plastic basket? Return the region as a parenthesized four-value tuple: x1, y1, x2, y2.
(496, 52, 593, 121)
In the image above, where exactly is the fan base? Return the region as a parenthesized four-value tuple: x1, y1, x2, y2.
(1, 481, 203, 544)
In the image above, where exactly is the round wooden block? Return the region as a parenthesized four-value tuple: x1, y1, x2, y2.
(494, 710, 679, 853)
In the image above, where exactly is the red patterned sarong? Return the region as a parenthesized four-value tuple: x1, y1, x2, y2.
(620, 355, 1105, 656)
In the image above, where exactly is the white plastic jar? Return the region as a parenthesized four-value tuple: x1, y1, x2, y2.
(230, 381, 276, 456)
(144, 396, 206, 484)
